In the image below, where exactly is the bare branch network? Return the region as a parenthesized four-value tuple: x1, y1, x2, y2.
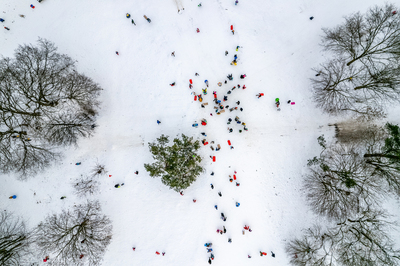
(0, 38, 102, 178)
(312, 3, 400, 119)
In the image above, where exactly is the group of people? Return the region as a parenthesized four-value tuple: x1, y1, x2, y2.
(2, 1, 45, 31)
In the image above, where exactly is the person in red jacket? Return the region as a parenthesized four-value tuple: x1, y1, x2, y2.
(260, 251, 267, 256)
(43, 256, 49, 262)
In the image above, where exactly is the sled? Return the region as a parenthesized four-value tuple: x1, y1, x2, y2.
(217, 144, 221, 150)
(230, 25, 233, 30)
(219, 109, 225, 114)
(212, 156, 216, 162)
(233, 175, 236, 180)
(227, 140, 231, 145)
(194, 95, 197, 101)
(203, 142, 209, 146)
(202, 102, 208, 106)
(189, 79, 193, 84)
(214, 93, 217, 99)
(291, 102, 295, 105)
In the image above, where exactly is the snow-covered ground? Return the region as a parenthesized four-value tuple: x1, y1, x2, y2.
(1, 0, 399, 265)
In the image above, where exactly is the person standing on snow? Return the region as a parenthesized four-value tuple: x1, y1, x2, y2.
(131, 19, 136, 25)
(144, 15, 151, 23)
(275, 98, 280, 107)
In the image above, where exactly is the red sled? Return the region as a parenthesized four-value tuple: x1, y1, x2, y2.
(212, 156, 216, 162)
(203, 142, 209, 146)
(214, 94, 217, 99)
(194, 95, 197, 101)
(233, 175, 237, 180)
(189, 79, 193, 84)
(230, 25, 233, 30)
(260, 93, 264, 96)
(227, 140, 231, 145)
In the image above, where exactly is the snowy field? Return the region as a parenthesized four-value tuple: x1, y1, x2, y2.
(1, 0, 399, 265)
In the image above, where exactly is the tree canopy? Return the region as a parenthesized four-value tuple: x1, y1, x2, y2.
(144, 134, 204, 192)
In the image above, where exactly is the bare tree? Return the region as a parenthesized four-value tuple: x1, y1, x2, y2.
(322, 3, 400, 66)
(89, 162, 107, 178)
(305, 142, 383, 220)
(34, 201, 112, 266)
(0, 38, 102, 178)
(312, 4, 400, 119)
(311, 58, 365, 116)
(73, 175, 100, 197)
(311, 58, 400, 119)
(0, 211, 34, 266)
(363, 123, 400, 194)
(286, 210, 400, 266)
(336, 210, 400, 266)
(285, 225, 334, 266)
